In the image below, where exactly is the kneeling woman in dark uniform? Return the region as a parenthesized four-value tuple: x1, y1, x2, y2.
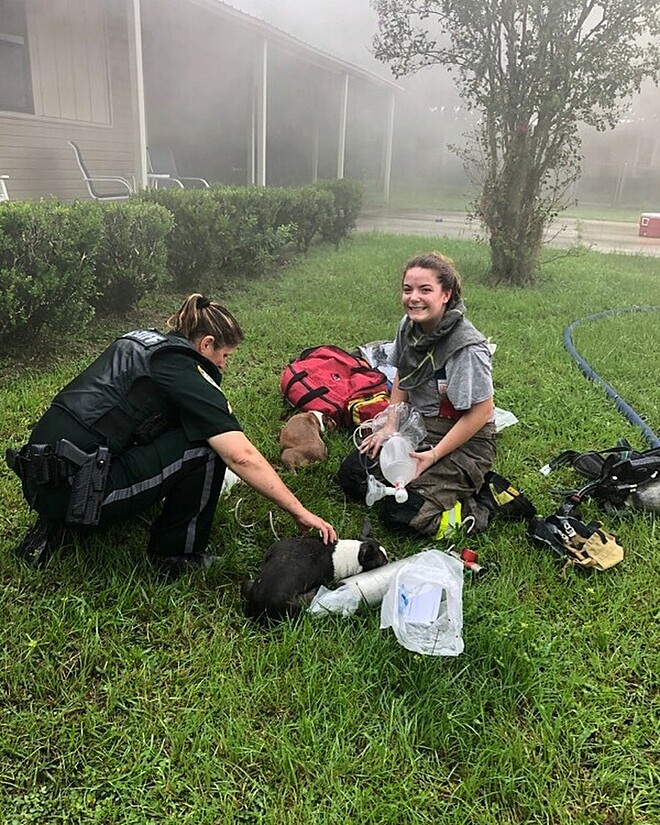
(8, 294, 336, 575)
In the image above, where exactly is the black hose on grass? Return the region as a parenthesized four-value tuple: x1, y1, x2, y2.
(563, 306, 660, 449)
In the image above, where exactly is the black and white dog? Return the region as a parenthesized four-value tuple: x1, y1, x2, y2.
(241, 517, 388, 624)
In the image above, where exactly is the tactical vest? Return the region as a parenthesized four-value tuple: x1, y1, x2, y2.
(51, 330, 219, 453)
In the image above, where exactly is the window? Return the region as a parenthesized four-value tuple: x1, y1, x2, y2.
(0, 0, 34, 113)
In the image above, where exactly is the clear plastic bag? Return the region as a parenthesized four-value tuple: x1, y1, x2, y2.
(355, 401, 427, 450)
(380, 549, 464, 656)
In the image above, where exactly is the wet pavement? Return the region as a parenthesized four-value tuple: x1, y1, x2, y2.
(357, 209, 660, 257)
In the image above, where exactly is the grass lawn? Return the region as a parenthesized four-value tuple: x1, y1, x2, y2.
(1, 234, 659, 824)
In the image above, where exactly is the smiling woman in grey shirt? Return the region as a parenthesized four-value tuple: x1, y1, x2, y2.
(339, 251, 496, 536)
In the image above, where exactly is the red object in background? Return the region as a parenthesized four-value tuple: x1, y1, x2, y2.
(639, 213, 660, 237)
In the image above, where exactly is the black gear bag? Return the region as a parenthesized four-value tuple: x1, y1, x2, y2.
(540, 440, 660, 514)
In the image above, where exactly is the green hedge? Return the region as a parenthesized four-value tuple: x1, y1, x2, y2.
(0, 199, 172, 342)
(275, 186, 334, 253)
(0, 200, 100, 340)
(92, 201, 173, 314)
(0, 180, 363, 342)
(140, 186, 295, 290)
(314, 179, 364, 248)
(139, 179, 363, 288)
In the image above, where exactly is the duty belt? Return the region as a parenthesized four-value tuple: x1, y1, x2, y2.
(6, 439, 111, 526)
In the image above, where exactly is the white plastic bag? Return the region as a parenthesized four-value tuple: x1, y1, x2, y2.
(494, 406, 519, 432)
(380, 549, 464, 656)
(309, 584, 363, 617)
(357, 340, 397, 385)
(220, 469, 242, 496)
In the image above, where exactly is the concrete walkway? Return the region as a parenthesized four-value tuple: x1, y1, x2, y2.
(357, 209, 660, 257)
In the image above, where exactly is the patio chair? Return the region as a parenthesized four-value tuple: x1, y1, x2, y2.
(147, 145, 209, 188)
(0, 175, 9, 202)
(68, 140, 134, 200)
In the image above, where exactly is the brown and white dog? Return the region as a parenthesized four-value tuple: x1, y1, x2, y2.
(280, 410, 328, 471)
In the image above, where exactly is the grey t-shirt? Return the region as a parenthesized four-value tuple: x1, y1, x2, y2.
(391, 319, 494, 419)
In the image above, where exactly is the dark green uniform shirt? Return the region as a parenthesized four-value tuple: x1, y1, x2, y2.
(150, 348, 241, 442)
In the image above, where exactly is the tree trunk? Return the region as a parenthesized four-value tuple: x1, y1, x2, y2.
(488, 223, 543, 285)
(481, 133, 546, 285)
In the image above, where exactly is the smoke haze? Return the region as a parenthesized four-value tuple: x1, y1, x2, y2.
(226, 0, 383, 70)
(211, 2, 660, 208)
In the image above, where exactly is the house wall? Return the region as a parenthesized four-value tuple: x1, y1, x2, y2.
(142, 0, 258, 186)
(0, 0, 395, 201)
(0, 0, 137, 200)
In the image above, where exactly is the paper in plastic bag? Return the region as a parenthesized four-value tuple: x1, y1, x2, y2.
(380, 549, 464, 656)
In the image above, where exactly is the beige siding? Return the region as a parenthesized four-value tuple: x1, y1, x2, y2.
(30, 0, 111, 124)
(0, 0, 136, 201)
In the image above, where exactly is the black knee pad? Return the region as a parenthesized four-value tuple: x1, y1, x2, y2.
(377, 489, 426, 530)
(337, 450, 379, 501)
